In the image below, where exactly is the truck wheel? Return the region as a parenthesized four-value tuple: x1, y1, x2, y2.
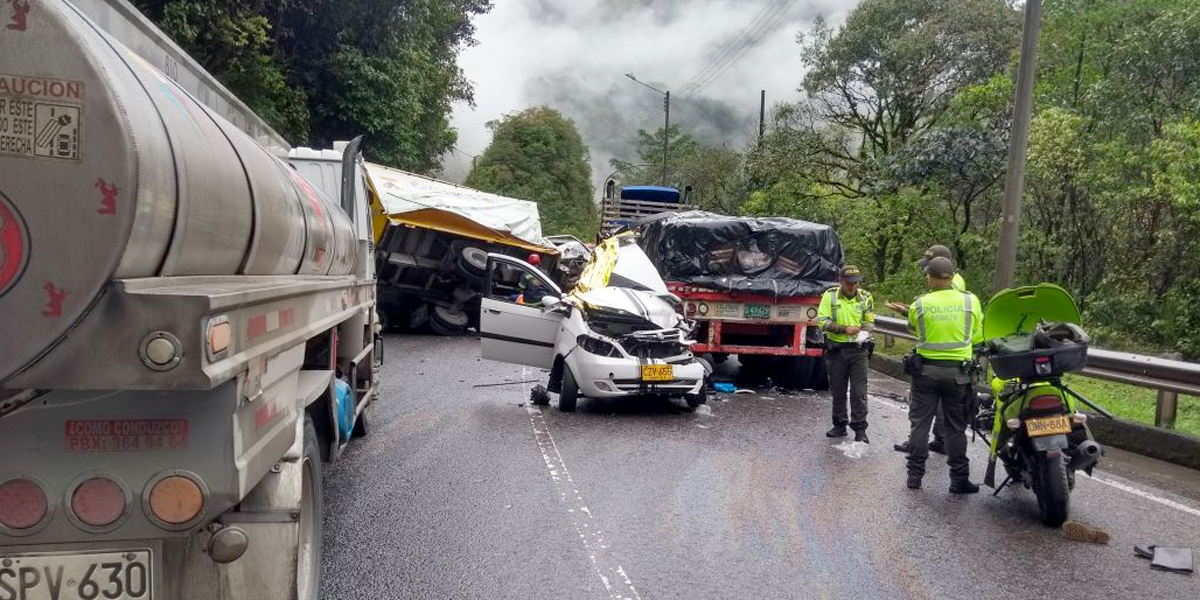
(296, 415, 324, 600)
(559, 366, 579, 412)
(458, 246, 489, 280)
(429, 305, 468, 336)
(774, 357, 814, 390)
(808, 357, 829, 391)
(1034, 454, 1071, 527)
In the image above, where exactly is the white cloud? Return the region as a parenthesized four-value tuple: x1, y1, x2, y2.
(444, 0, 862, 185)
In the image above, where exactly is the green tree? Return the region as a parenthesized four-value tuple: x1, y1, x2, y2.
(138, 0, 492, 172)
(466, 107, 598, 239)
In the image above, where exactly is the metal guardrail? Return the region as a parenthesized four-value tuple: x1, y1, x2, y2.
(873, 315, 1200, 429)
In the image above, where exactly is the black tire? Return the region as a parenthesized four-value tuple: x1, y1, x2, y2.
(685, 385, 708, 408)
(1034, 454, 1071, 527)
(530, 384, 551, 406)
(458, 246, 489, 280)
(429, 305, 468, 336)
(774, 356, 815, 390)
(297, 415, 324, 600)
(559, 365, 579, 412)
(809, 357, 830, 391)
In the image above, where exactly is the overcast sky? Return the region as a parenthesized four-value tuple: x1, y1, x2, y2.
(443, 0, 861, 185)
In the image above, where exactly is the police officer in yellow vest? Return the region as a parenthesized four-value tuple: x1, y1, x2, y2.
(888, 243, 968, 455)
(904, 256, 983, 493)
(817, 265, 875, 443)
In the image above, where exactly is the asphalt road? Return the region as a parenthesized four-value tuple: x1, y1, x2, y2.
(320, 334, 1200, 600)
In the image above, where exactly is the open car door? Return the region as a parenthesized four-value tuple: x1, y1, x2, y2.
(479, 254, 564, 368)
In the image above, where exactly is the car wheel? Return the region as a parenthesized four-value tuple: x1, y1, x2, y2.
(685, 385, 707, 408)
(559, 365, 579, 412)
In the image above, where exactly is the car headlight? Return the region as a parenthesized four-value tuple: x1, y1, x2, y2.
(576, 334, 622, 358)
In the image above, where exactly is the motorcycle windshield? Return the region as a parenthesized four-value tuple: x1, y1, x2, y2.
(984, 284, 1081, 340)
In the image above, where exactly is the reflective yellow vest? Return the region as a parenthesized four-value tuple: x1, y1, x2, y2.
(817, 287, 875, 344)
(909, 288, 983, 361)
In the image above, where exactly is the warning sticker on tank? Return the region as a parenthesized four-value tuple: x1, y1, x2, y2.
(0, 74, 83, 162)
(64, 419, 190, 452)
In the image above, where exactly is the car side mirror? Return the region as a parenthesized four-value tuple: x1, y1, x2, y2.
(541, 295, 569, 314)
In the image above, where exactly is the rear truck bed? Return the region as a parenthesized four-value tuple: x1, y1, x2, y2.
(670, 283, 829, 390)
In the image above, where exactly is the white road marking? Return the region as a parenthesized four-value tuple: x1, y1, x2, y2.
(526, 402, 643, 600)
(1083, 473, 1200, 519)
(871, 393, 1200, 520)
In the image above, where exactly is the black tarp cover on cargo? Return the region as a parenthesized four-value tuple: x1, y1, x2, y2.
(636, 211, 844, 297)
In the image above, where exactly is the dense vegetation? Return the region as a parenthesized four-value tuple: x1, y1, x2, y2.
(610, 0, 1200, 359)
(135, 0, 491, 172)
(466, 107, 598, 240)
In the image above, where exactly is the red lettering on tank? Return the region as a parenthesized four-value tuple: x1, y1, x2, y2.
(95, 178, 118, 215)
(0, 75, 83, 100)
(278, 308, 294, 328)
(41, 281, 65, 318)
(6, 0, 29, 32)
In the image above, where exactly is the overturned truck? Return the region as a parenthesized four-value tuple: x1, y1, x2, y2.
(368, 165, 558, 335)
(637, 211, 844, 389)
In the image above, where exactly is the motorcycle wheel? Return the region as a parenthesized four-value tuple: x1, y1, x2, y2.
(1034, 454, 1071, 527)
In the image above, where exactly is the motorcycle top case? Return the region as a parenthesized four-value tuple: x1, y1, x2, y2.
(985, 284, 1089, 380)
(634, 211, 844, 297)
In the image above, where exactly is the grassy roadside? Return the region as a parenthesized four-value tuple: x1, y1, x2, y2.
(871, 336, 1200, 438)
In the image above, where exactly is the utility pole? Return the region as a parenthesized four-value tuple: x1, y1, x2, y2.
(625, 73, 671, 185)
(993, 0, 1042, 291)
(759, 90, 766, 141)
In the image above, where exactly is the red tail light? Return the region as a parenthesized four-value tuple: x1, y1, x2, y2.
(1028, 395, 1063, 411)
(0, 478, 48, 530)
(71, 477, 126, 527)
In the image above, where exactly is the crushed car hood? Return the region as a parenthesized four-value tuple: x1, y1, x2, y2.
(578, 287, 681, 330)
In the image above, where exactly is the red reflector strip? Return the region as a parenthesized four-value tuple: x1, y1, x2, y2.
(248, 308, 297, 339)
(1028, 395, 1063, 410)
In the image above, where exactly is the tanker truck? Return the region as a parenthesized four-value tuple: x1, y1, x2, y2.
(0, 1, 380, 599)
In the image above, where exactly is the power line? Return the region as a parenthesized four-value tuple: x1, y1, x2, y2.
(684, 0, 798, 97)
(627, 0, 795, 125)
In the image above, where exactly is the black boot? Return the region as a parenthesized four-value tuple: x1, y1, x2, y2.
(854, 430, 870, 444)
(906, 476, 922, 489)
(893, 441, 911, 453)
(949, 480, 980, 494)
(929, 439, 946, 455)
(826, 425, 848, 438)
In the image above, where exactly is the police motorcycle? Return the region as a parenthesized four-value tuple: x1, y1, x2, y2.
(974, 284, 1114, 526)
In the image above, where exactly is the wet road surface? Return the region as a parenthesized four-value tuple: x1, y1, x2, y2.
(320, 334, 1200, 599)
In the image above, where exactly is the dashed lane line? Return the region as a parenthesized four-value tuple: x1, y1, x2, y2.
(526, 402, 643, 600)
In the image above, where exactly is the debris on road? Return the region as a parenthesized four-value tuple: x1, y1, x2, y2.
(733, 388, 756, 395)
(833, 440, 871, 459)
(1135, 546, 1194, 574)
(713, 382, 737, 394)
(471, 379, 542, 388)
(1063, 521, 1111, 544)
(695, 405, 713, 417)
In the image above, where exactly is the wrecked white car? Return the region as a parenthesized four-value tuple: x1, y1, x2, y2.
(479, 235, 707, 411)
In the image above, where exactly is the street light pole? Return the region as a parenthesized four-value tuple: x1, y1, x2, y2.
(993, 0, 1042, 291)
(663, 90, 670, 184)
(625, 73, 671, 185)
